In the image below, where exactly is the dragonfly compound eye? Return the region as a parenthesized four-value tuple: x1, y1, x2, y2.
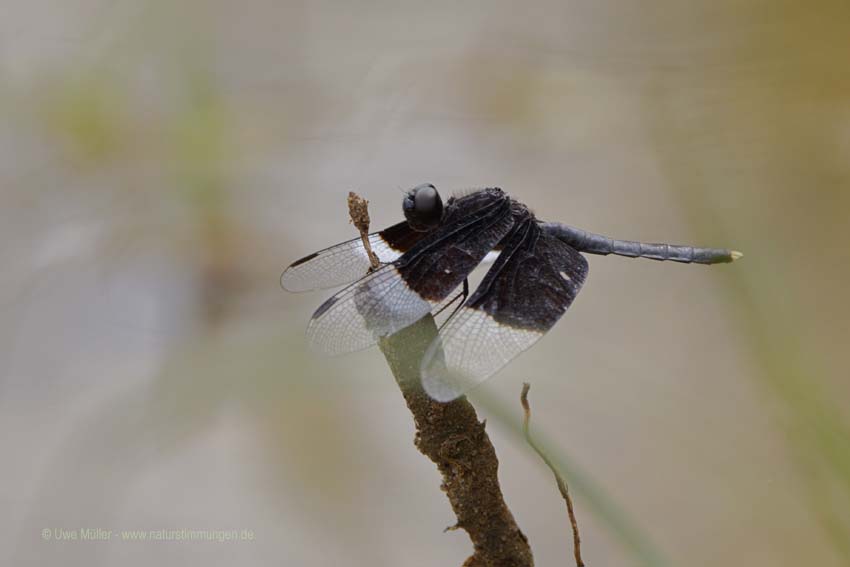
(404, 183, 443, 230)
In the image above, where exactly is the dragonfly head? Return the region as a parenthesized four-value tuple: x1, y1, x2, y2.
(403, 183, 444, 231)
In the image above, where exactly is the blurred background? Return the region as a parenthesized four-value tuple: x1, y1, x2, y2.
(2, 1, 849, 565)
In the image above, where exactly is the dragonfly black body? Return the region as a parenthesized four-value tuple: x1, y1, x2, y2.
(282, 184, 741, 401)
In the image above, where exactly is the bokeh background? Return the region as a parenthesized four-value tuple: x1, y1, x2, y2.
(2, 1, 849, 565)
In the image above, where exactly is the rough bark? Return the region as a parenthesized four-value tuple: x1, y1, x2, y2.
(379, 315, 533, 567)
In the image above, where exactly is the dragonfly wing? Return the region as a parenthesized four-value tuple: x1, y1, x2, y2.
(422, 220, 589, 401)
(280, 221, 425, 292)
(307, 189, 515, 355)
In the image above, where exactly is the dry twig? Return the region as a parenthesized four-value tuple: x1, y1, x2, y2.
(348, 191, 533, 567)
(521, 383, 585, 567)
(347, 191, 380, 269)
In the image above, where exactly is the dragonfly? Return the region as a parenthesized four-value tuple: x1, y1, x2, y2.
(281, 184, 741, 401)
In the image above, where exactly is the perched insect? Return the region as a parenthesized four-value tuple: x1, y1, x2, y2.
(281, 184, 741, 401)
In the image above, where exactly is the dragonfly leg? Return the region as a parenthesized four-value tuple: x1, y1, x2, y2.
(435, 278, 469, 328)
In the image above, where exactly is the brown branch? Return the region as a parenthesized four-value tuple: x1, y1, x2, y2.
(521, 383, 585, 567)
(348, 191, 533, 567)
(347, 191, 380, 269)
(379, 320, 533, 567)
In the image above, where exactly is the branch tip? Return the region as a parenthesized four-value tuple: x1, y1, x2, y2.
(347, 191, 380, 269)
(520, 383, 585, 567)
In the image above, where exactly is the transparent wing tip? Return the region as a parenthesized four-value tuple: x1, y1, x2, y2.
(421, 342, 477, 402)
(280, 267, 311, 293)
(304, 315, 352, 357)
(279, 269, 295, 292)
(422, 371, 465, 402)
